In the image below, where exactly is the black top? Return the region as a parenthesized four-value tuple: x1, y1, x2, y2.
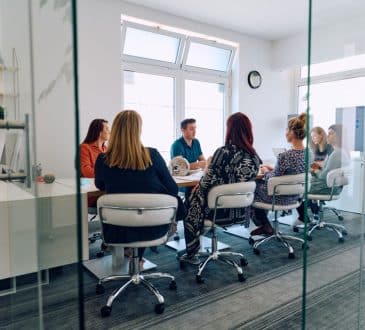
(313, 143, 334, 162)
(95, 147, 178, 196)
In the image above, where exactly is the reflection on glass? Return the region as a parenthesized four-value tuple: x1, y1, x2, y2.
(186, 42, 231, 72)
(124, 71, 174, 161)
(185, 80, 224, 158)
(123, 27, 180, 63)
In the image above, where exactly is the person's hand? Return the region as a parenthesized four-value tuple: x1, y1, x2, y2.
(192, 183, 199, 193)
(260, 165, 271, 174)
(262, 164, 274, 171)
(197, 160, 206, 169)
(310, 162, 321, 170)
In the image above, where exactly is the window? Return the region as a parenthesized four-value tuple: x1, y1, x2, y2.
(301, 54, 365, 78)
(121, 20, 235, 161)
(123, 25, 181, 64)
(185, 80, 225, 157)
(184, 39, 233, 73)
(123, 71, 174, 161)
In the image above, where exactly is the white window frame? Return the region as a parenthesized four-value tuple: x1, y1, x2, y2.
(296, 65, 365, 113)
(121, 21, 184, 69)
(181, 36, 236, 77)
(122, 62, 231, 146)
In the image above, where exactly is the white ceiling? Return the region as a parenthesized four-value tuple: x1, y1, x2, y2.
(124, 0, 365, 40)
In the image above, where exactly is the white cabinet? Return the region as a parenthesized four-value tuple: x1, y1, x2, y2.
(328, 157, 365, 214)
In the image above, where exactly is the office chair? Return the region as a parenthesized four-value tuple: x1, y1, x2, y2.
(306, 168, 349, 242)
(95, 194, 178, 317)
(190, 181, 256, 284)
(251, 174, 306, 259)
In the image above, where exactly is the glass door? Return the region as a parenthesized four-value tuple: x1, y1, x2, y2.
(0, 0, 83, 328)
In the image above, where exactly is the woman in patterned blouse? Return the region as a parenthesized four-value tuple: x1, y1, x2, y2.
(251, 113, 307, 236)
(180, 112, 261, 264)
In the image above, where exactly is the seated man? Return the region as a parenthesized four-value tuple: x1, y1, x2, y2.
(170, 118, 206, 170)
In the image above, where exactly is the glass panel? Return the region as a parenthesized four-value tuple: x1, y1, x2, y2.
(124, 71, 174, 161)
(123, 26, 180, 63)
(303, 1, 365, 328)
(0, 0, 83, 328)
(301, 54, 365, 78)
(185, 80, 224, 158)
(185, 42, 231, 72)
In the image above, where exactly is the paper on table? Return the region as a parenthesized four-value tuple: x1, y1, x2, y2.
(174, 171, 203, 181)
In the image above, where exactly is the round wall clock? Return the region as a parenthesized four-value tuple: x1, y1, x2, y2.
(248, 70, 262, 89)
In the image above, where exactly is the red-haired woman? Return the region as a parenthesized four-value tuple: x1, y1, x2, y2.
(80, 119, 110, 206)
(180, 112, 261, 264)
(80, 119, 110, 178)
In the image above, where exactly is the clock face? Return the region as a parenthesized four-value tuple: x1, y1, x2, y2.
(248, 71, 262, 89)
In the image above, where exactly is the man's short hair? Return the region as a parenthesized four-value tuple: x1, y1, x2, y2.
(181, 118, 196, 130)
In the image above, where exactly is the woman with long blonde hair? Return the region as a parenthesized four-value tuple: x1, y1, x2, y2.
(95, 110, 184, 257)
(309, 126, 333, 163)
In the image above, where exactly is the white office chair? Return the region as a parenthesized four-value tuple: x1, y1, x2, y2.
(95, 194, 178, 317)
(307, 168, 349, 242)
(194, 181, 256, 284)
(251, 174, 306, 259)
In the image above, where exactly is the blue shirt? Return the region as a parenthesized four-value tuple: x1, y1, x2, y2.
(170, 137, 203, 163)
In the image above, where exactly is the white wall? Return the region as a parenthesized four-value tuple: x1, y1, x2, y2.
(272, 16, 365, 70)
(78, 0, 293, 161)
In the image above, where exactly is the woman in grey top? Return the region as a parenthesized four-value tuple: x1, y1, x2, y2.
(309, 124, 349, 195)
(296, 124, 349, 223)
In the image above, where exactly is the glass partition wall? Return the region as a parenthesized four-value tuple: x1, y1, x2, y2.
(0, 1, 83, 328)
(302, 0, 365, 328)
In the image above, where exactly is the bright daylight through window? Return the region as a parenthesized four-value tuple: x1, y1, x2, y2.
(121, 18, 236, 161)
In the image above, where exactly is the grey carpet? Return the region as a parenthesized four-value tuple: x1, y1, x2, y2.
(0, 211, 364, 329)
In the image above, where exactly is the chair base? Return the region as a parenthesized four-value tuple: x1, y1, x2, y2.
(84, 253, 156, 280)
(97, 249, 176, 317)
(307, 221, 346, 243)
(252, 231, 304, 258)
(197, 250, 247, 283)
(252, 211, 305, 258)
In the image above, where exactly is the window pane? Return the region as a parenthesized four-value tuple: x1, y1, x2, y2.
(186, 42, 231, 72)
(124, 71, 174, 161)
(301, 54, 365, 78)
(185, 80, 225, 158)
(123, 27, 180, 63)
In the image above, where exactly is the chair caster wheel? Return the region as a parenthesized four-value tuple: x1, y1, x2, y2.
(173, 235, 180, 241)
(253, 248, 260, 255)
(238, 273, 246, 282)
(342, 231, 348, 236)
(100, 306, 111, 317)
(169, 280, 177, 290)
(96, 283, 105, 295)
(196, 275, 205, 284)
(338, 216, 344, 221)
(339, 237, 345, 243)
(248, 237, 254, 245)
(293, 227, 299, 233)
(288, 252, 295, 259)
(155, 303, 165, 314)
(96, 251, 104, 258)
(302, 243, 309, 250)
(240, 258, 248, 267)
(306, 235, 313, 241)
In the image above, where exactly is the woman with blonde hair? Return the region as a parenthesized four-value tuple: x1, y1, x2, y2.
(309, 126, 333, 163)
(95, 110, 184, 257)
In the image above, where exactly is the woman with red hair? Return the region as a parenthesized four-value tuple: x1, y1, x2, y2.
(180, 112, 261, 264)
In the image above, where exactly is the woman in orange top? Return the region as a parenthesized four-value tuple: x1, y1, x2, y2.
(80, 119, 110, 178)
(80, 119, 110, 207)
